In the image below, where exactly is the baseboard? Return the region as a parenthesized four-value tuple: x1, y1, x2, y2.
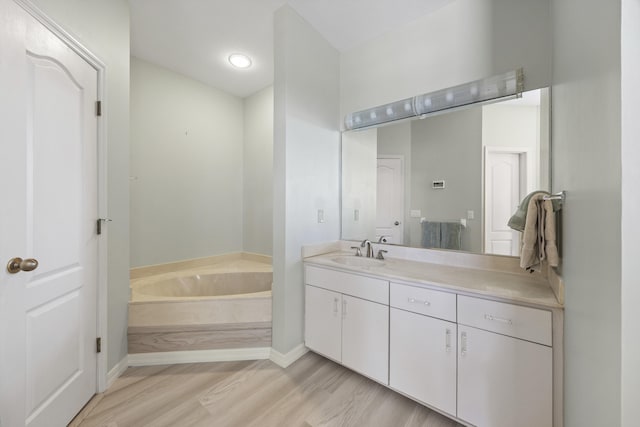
(270, 344, 309, 368)
(106, 355, 129, 389)
(127, 347, 271, 367)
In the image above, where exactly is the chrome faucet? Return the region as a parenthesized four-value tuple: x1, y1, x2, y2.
(360, 239, 374, 258)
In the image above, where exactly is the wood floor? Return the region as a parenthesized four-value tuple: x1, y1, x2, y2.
(71, 352, 463, 427)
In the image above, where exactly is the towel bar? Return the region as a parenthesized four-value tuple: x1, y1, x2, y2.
(542, 191, 565, 202)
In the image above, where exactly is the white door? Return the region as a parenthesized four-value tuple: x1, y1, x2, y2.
(457, 326, 552, 427)
(376, 157, 404, 244)
(484, 151, 522, 256)
(389, 308, 457, 416)
(304, 285, 342, 363)
(0, 2, 99, 426)
(341, 295, 389, 385)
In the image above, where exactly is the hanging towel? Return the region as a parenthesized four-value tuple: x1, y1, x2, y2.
(520, 194, 559, 271)
(441, 222, 462, 250)
(509, 190, 562, 232)
(421, 221, 441, 248)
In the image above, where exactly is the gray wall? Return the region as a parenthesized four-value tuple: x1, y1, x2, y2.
(621, 1, 640, 424)
(552, 1, 622, 426)
(130, 58, 244, 267)
(29, 0, 131, 370)
(243, 86, 274, 256)
(273, 5, 340, 353)
(410, 109, 483, 252)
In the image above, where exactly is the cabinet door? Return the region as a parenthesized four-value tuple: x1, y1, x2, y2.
(390, 308, 456, 416)
(305, 285, 342, 362)
(458, 325, 552, 427)
(342, 295, 389, 384)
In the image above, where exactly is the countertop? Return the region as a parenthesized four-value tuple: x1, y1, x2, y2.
(304, 251, 563, 309)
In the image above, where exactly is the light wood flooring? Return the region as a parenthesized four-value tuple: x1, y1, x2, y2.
(71, 352, 463, 427)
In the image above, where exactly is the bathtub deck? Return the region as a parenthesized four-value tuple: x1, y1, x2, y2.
(128, 322, 272, 353)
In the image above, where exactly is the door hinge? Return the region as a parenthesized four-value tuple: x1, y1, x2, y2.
(96, 100, 102, 116)
(97, 218, 112, 235)
(96, 337, 102, 353)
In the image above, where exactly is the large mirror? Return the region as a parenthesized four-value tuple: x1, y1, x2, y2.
(341, 88, 550, 257)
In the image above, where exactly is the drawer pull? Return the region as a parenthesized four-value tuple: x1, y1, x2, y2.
(484, 314, 513, 325)
(333, 297, 339, 315)
(445, 328, 451, 353)
(408, 297, 431, 306)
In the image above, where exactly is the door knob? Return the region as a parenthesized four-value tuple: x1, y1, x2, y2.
(6, 257, 39, 274)
(394, 221, 400, 226)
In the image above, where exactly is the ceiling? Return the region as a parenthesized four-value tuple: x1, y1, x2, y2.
(130, 0, 453, 98)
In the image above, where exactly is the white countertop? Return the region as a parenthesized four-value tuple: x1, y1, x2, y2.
(304, 251, 563, 309)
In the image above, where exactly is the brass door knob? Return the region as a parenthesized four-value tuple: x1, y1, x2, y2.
(6, 257, 39, 274)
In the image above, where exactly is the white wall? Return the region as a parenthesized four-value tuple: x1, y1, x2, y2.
(621, 0, 640, 424)
(340, 0, 551, 121)
(273, 5, 340, 353)
(29, 0, 130, 371)
(243, 85, 274, 256)
(341, 128, 378, 240)
(130, 58, 244, 267)
(551, 1, 622, 426)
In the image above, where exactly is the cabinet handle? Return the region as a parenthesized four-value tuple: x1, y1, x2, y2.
(460, 331, 467, 356)
(342, 299, 347, 319)
(408, 297, 431, 306)
(333, 297, 339, 316)
(484, 314, 513, 325)
(445, 328, 451, 353)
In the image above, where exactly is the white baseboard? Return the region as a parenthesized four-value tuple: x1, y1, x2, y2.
(128, 347, 271, 367)
(106, 355, 129, 389)
(270, 344, 309, 368)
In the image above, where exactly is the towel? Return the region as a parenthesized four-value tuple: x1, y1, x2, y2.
(421, 221, 441, 248)
(520, 194, 559, 271)
(441, 222, 462, 250)
(508, 191, 549, 232)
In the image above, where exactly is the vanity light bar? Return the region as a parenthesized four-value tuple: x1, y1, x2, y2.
(344, 69, 524, 131)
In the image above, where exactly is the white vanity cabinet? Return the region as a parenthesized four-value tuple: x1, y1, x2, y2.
(389, 283, 457, 416)
(457, 296, 553, 427)
(304, 266, 389, 384)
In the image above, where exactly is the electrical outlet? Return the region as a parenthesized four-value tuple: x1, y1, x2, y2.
(317, 209, 324, 223)
(467, 210, 475, 220)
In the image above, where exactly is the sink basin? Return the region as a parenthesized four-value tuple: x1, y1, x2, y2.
(331, 256, 386, 267)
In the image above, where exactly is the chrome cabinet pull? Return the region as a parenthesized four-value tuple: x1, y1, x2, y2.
(342, 299, 347, 319)
(445, 328, 452, 353)
(484, 314, 513, 325)
(333, 297, 339, 315)
(408, 297, 431, 306)
(460, 331, 467, 356)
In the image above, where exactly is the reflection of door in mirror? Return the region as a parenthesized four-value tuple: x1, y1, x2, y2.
(484, 150, 525, 255)
(376, 156, 404, 244)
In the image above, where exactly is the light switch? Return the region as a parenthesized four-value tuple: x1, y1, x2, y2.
(467, 210, 474, 220)
(354, 209, 359, 221)
(410, 209, 422, 218)
(317, 209, 325, 223)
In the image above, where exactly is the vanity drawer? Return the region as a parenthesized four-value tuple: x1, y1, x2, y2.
(390, 282, 456, 322)
(457, 295, 552, 346)
(305, 265, 389, 304)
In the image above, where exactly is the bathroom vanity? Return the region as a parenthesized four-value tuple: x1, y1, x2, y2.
(303, 248, 563, 427)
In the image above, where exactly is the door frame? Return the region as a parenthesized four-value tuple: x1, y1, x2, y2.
(15, 0, 109, 392)
(482, 146, 533, 254)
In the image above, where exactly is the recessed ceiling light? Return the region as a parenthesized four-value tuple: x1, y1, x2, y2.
(228, 53, 252, 69)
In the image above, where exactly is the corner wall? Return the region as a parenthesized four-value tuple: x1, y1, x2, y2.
(129, 58, 244, 267)
(273, 6, 340, 353)
(551, 0, 622, 426)
(29, 0, 131, 371)
(243, 86, 274, 256)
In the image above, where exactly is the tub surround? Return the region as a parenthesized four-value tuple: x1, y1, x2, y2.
(128, 253, 272, 357)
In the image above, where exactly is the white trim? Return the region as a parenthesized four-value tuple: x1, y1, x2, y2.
(13, 0, 109, 393)
(128, 348, 272, 367)
(270, 344, 309, 368)
(106, 355, 129, 390)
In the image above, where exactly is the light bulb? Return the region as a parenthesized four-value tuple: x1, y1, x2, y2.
(228, 53, 252, 69)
